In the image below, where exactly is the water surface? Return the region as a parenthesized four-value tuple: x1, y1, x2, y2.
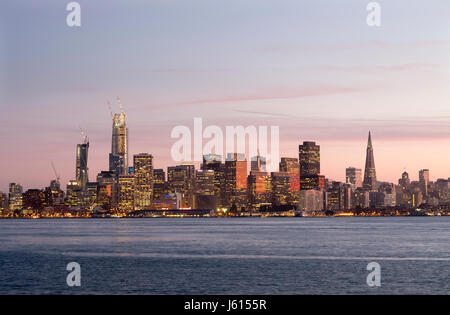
(0, 217, 449, 294)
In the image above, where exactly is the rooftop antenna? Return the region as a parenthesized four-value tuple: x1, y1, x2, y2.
(116, 96, 125, 115)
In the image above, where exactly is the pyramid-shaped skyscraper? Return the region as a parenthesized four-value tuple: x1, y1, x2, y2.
(363, 131, 377, 191)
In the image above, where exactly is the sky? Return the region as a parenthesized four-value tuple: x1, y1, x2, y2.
(1, 0, 450, 192)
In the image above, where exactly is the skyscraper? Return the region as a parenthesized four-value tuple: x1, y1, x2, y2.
(153, 169, 166, 200)
(271, 172, 290, 206)
(201, 154, 224, 207)
(118, 175, 135, 213)
(346, 167, 362, 188)
(399, 171, 410, 190)
(194, 169, 217, 210)
(299, 141, 322, 191)
(224, 153, 247, 209)
(133, 153, 154, 210)
(76, 138, 89, 192)
(279, 157, 300, 192)
(66, 180, 80, 207)
(419, 169, 429, 197)
(109, 104, 128, 176)
(167, 164, 196, 208)
(299, 141, 320, 176)
(8, 183, 23, 211)
(247, 170, 270, 210)
(363, 132, 377, 191)
(251, 151, 266, 171)
(0, 192, 7, 210)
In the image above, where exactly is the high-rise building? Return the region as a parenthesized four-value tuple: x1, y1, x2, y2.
(299, 141, 320, 176)
(379, 183, 396, 207)
(346, 167, 362, 188)
(412, 187, 423, 207)
(109, 109, 128, 176)
(326, 181, 347, 211)
(194, 169, 217, 210)
(0, 192, 8, 210)
(22, 189, 45, 210)
(76, 139, 89, 191)
(195, 170, 215, 195)
(247, 170, 270, 210)
(8, 183, 23, 211)
(419, 169, 429, 197)
(167, 164, 196, 208)
(363, 132, 377, 191)
(66, 180, 80, 208)
(398, 171, 410, 190)
(43, 180, 64, 206)
(271, 172, 290, 206)
(118, 175, 135, 213)
(279, 157, 300, 193)
(299, 141, 321, 191)
(224, 153, 247, 209)
(325, 182, 352, 211)
(84, 182, 98, 209)
(201, 154, 224, 207)
(298, 189, 324, 212)
(353, 187, 370, 208)
(97, 171, 117, 210)
(133, 153, 153, 210)
(251, 152, 266, 171)
(153, 169, 166, 200)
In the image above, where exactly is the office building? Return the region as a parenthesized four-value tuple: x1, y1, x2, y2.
(346, 167, 362, 188)
(118, 175, 135, 213)
(133, 153, 154, 209)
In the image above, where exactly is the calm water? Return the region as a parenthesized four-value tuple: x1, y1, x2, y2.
(0, 217, 449, 294)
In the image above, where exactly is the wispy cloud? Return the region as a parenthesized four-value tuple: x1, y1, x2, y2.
(153, 85, 376, 108)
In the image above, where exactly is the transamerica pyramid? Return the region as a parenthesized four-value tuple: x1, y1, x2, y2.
(363, 131, 377, 191)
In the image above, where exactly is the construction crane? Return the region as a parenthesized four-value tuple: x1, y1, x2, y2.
(116, 96, 125, 114)
(51, 162, 60, 184)
(79, 126, 88, 144)
(107, 101, 114, 119)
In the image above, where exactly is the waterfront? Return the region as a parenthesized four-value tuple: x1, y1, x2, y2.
(0, 217, 449, 294)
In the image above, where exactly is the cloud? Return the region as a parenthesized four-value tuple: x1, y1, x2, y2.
(154, 85, 376, 108)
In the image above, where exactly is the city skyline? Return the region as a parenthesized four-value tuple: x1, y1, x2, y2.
(3, 114, 447, 216)
(2, 1, 450, 191)
(1, 109, 448, 193)
(0, 112, 444, 199)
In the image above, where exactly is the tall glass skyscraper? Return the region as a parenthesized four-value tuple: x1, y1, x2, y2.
(109, 112, 128, 176)
(76, 140, 89, 192)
